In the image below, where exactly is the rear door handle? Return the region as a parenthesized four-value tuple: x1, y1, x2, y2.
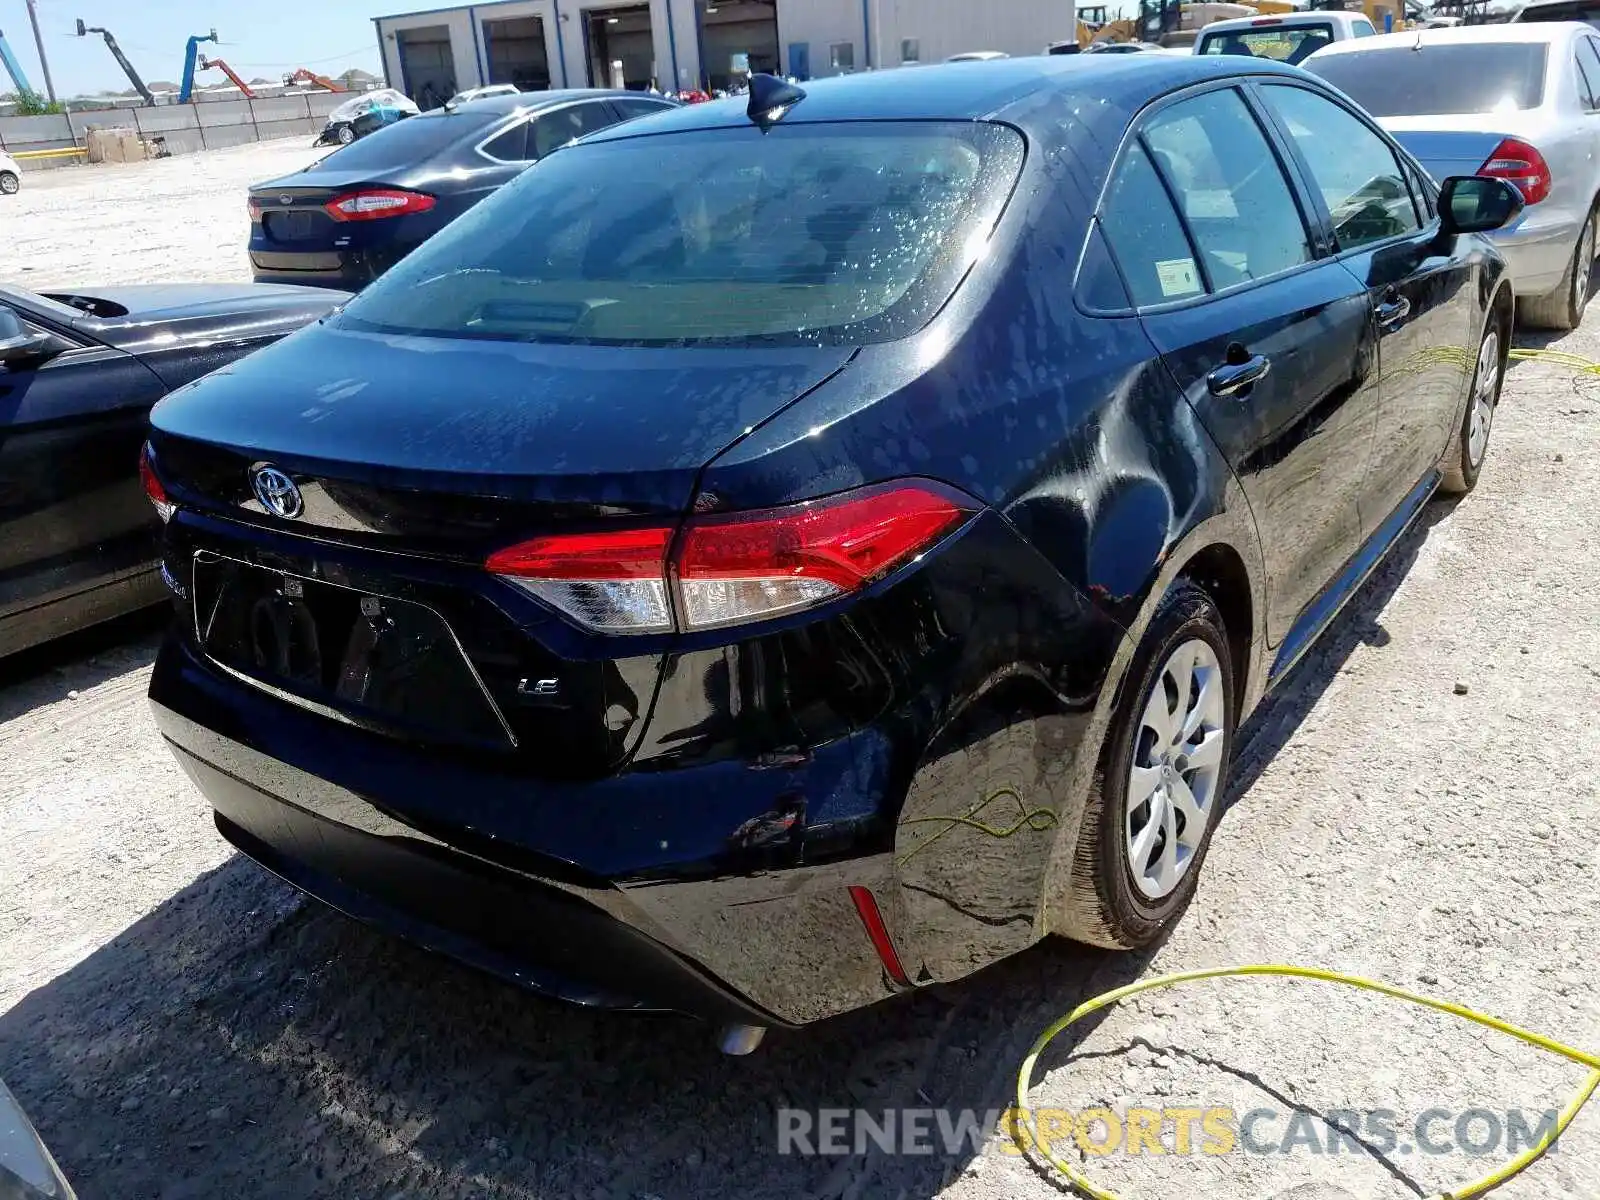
(1375, 295, 1411, 328)
(1206, 353, 1271, 397)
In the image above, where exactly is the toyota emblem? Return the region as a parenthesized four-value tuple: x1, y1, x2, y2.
(279, 194, 293, 205)
(250, 464, 304, 519)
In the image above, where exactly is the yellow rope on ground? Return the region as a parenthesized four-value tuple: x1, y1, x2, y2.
(1014, 964, 1600, 1200)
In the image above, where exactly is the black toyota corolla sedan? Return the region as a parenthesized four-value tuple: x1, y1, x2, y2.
(144, 59, 1519, 1047)
(0, 282, 341, 658)
(247, 88, 677, 290)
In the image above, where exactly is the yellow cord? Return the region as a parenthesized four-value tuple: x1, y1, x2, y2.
(1014, 964, 1600, 1200)
(1507, 347, 1600, 374)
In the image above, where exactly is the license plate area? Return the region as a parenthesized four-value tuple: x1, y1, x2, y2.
(264, 209, 318, 241)
(193, 552, 515, 750)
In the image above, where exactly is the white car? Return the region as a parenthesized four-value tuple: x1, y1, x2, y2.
(945, 51, 1009, 62)
(0, 151, 19, 196)
(1194, 10, 1380, 62)
(1307, 23, 1600, 329)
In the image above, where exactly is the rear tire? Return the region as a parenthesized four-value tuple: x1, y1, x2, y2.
(1055, 580, 1236, 950)
(1522, 198, 1598, 331)
(1440, 307, 1507, 495)
(0, 172, 18, 196)
(335, 125, 356, 145)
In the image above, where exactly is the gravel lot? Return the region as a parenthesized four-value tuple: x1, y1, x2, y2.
(1, 142, 1596, 1200)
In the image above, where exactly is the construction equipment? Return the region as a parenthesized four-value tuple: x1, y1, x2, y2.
(283, 67, 346, 93)
(178, 29, 218, 103)
(75, 18, 154, 106)
(197, 56, 254, 98)
(0, 30, 35, 97)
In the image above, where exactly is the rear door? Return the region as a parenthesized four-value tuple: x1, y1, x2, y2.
(1257, 80, 1475, 528)
(1101, 82, 1381, 647)
(0, 296, 166, 650)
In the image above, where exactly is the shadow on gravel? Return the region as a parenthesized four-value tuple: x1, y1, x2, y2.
(1226, 498, 1455, 803)
(0, 608, 167, 725)
(0, 846, 1159, 1200)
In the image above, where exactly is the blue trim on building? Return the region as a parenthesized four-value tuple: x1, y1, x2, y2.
(468, 5, 489, 85)
(553, 0, 571, 86)
(861, 0, 872, 68)
(664, 0, 681, 89)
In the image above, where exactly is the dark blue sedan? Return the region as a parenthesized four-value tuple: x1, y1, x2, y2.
(247, 88, 677, 290)
(149, 59, 1519, 1049)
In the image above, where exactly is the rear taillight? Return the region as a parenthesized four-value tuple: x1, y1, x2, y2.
(1479, 137, 1550, 205)
(247, 196, 262, 221)
(324, 189, 437, 222)
(140, 442, 173, 522)
(486, 481, 973, 635)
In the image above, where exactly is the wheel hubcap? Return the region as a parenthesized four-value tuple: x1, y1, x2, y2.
(1576, 220, 1594, 311)
(1126, 638, 1227, 901)
(1468, 328, 1499, 468)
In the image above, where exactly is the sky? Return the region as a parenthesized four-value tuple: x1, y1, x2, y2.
(0, 0, 386, 96)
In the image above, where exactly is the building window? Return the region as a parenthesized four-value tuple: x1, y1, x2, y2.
(830, 42, 855, 72)
(901, 38, 920, 63)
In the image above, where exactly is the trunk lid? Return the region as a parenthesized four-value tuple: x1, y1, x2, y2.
(1378, 117, 1518, 185)
(150, 321, 853, 524)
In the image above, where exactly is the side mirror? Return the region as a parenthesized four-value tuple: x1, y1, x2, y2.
(1438, 175, 1524, 235)
(0, 307, 55, 366)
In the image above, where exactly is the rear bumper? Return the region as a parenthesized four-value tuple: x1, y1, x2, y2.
(148, 629, 910, 1027)
(248, 244, 413, 291)
(1493, 210, 1583, 300)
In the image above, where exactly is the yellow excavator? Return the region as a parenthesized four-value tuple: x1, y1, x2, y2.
(1059, 0, 1403, 52)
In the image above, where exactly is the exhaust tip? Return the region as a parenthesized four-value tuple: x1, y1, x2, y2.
(717, 1024, 767, 1056)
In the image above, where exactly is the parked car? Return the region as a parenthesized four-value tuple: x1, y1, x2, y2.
(145, 60, 1517, 1048)
(0, 1077, 74, 1199)
(0, 282, 342, 658)
(1307, 23, 1600, 328)
(1514, 0, 1600, 27)
(313, 88, 420, 147)
(946, 50, 1010, 61)
(1194, 10, 1379, 61)
(447, 83, 522, 106)
(250, 89, 678, 290)
(0, 151, 19, 196)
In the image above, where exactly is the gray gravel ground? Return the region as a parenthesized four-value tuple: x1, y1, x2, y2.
(1, 144, 1597, 1200)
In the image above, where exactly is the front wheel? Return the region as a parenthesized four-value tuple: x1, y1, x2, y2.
(1440, 313, 1506, 495)
(0, 172, 18, 196)
(1055, 580, 1235, 949)
(335, 124, 356, 145)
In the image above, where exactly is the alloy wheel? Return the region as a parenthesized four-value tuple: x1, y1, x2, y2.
(1467, 327, 1500, 468)
(0, 174, 17, 195)
(1126, 638, 1227, 901)
(1575, 216, 1595, 313)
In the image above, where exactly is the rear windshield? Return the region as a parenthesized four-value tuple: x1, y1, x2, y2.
(315, 112, 479, 169)
(333, 121, 1025, 347)
(1197, 23, 1336, 64)
(1305, 43, 1548, 114)
(1516, 0, 1600, 25)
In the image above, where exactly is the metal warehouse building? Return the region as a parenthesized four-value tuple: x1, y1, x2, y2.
(372, 0, 1078, 101)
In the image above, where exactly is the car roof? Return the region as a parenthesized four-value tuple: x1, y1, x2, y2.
(583, 56, 1311, 139)
(1199, 9, 1372, 32)
(1312, 19, 1589, 57)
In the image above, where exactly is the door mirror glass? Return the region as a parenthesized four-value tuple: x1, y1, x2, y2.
(0, 307, 54, 365)
(1438, 176, 1524, 234)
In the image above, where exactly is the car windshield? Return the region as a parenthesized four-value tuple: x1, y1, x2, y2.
(1305, 43, 1548, 115)
(332, 121, 1025, 347)
(314, 112, 483, 169)
(1197, 23, 1336, 63)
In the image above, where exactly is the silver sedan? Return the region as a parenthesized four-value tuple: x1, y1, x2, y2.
(1307, 22, 1600, 329)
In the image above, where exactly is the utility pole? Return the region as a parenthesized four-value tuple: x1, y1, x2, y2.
(24, 0, 56, 102)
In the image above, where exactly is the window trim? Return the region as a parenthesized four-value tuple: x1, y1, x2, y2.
(1247, 77, 1436, 262)
(1078, 78, 1329, 317)
(1577, 35, 1600, 111)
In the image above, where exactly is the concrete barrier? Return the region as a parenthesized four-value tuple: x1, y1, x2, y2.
(0, 92, 341, 170)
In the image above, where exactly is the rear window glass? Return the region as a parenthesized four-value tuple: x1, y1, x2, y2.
(1305, 44, 1548, 115)
(1197, 23, 1336, 64)
(334, 122, 1024, 347)
(316, 112, 480, 169)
